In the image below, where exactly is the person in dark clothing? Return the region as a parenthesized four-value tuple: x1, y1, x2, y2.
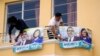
(7, 16, 28, 43)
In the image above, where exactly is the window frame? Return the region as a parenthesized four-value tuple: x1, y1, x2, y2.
(4, 0, 40, 34)
(52, 0, 77, 26)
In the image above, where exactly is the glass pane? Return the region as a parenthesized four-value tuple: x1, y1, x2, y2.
(70, 0, 77, 2)
(54, 0, 68, 5)
(67, 13, 77, 26)
(24, 0, 40, 10)
(8, 13, 22, 19)
(24, 10, 36, 19)
(62, 14, 67, 24)
(8, 3, 22, 13)
(54, 4, 68, 14)
(25, 19, 37, 28)
(66, 14, 71, 25)
(71, 3, 77, 12)
(54, 0, 77, 26)
(71, 13, 77, 22)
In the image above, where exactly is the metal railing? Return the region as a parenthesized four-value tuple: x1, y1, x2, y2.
(0, 22, 76, 44)
(0, 27, 55, 44)
(0, 33, 9, 44)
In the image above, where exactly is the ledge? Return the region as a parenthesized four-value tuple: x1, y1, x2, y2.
(0, 39, 58, 50)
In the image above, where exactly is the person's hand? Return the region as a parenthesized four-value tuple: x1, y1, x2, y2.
(57, 34, 63, 40)
(54, 34, 58, 39)
(9, 34, 12, 43)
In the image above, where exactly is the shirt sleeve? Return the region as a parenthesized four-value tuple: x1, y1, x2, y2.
(18, 19, 28, 29)
(60, 18, 63, 22)
(8, 25, 14, 35)
(48, 17, 56, 26)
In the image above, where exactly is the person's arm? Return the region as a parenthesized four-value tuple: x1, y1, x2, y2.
(48, 17, 58, 38)
(18, 19, 28, 29)
(8, 25, 14, 42)
(14, 19, 27, 42)
(51, 26, 58, 38)
(60, 18, 64, 26)
(14, 41, 21, 46)
(14, 36, 22, 46)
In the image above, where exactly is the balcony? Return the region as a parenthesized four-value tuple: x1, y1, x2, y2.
(0, 28, 93, 56)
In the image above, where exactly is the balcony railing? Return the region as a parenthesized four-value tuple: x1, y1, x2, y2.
(0, 26, 59, 49)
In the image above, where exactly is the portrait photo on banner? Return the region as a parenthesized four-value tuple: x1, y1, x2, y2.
(13, 27, 44, 53)
(58, 26, 92, 49)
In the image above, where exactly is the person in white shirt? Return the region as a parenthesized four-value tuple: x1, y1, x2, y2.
(48, 12, 63, 39)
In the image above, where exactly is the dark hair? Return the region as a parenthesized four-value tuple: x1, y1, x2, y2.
(7, 16, 17, 24)
(55, 12, 62, 17)
(80, 28, 89, 37)
(33, 29, 41, 37)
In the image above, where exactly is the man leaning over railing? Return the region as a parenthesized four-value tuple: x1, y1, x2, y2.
(47, 12, 64, 39)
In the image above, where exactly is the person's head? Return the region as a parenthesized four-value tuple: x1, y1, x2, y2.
(67, 27, 74, 37)
(80, 28, 89, 37)
(7, 16, 17, 25)
(33, 29, 41, 38)
(55, 12, 62, 21)
(21, 31, 28, 39)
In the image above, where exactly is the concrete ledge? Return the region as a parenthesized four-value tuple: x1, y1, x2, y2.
(0, 39, 58, 49)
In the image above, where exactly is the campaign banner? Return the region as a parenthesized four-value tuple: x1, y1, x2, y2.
(58, 26, 92, 50)
(13, 27, 44, 53)
(60, 41, 83, 48)
(60, 41, 92, 49)
(13, 43, 42, 53)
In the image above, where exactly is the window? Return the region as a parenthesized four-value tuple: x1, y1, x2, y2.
(6, 0, 40, 34)
(54, 0, 77, 26)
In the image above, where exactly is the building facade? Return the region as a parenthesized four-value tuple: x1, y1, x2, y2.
(0, 0, 100, 56)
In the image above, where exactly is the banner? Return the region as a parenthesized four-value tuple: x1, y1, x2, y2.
(13, 27, 44, 53)
(58, 26, 92, 50)
(13, 43, 42, 53)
